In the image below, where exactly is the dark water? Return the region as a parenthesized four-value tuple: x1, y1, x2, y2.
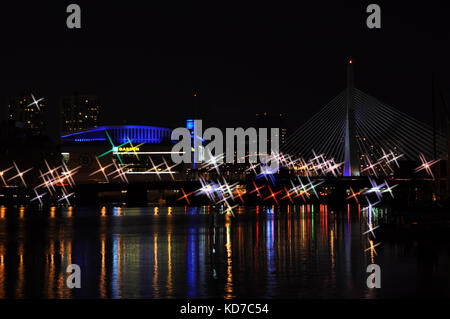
(0, 204, 449, 299)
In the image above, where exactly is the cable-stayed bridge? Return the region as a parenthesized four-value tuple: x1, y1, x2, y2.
(282, 62, 447, 177)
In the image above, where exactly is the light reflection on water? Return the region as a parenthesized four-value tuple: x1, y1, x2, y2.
(0, 204, 449, 298)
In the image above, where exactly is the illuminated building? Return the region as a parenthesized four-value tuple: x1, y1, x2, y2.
(62, 125, 171, 144)
(61, 125, 177, 182)
(6, 94, 46, 136)
(61, 94, 100, 134)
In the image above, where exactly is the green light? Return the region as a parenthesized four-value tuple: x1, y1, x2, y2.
(97, 130, 131, 165)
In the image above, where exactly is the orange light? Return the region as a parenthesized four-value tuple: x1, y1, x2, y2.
(349, 60, 353, 64)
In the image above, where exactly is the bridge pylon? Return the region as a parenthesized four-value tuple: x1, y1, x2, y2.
(344, 60, 360, 177)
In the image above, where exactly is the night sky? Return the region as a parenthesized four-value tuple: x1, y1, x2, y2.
(0, 1, 449, 139)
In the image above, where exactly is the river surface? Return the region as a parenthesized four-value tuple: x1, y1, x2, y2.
(0, 204, 449, 298)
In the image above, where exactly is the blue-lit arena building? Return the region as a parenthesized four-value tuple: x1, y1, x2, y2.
(60, 125, 183, 183)
(62, 125, 172, 144)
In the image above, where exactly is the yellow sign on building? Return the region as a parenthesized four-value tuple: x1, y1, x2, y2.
(118, 146, 140, 152)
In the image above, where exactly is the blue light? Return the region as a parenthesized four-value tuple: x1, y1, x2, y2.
(344, 165, 351, 177)
(112, 234, 119, 299)
(187, 227, 198, 298)
(74, 138, 106, 142)
(186, 119, 194, 130)
(62, 125, 172, 145)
